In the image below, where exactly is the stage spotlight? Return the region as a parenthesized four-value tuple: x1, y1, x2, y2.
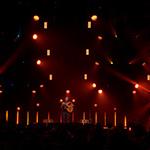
(135, 84, 139, 89)
(49, 74, 53, 80)
(32, 90, 36, 94)
(128, 127, 132, 131)
(72, 99, 75, 103)
(98, 89, 103, 94)
(32, 34, 38, 40)
(91, 15, 98, 21)
(147, 74, 150, 81)
(86, 49, 89, 55)
(47, 49, 51, 56)
(36, 59, 41, 65)
(33, 15, 40, 21)
(66, 90, 70, 94)
(84, 74, 87, 80)
(17, 107, 20, 111)
(36, 103, 40, 107)
(110, 61, 113, 64)
(60, 99, 63, 103)
(40, 84, 44, 88)
(95, 62, 99, 66)
(94, 103, 98, 107)
(44, 21, 48, 29)
(132, 90, 136, 94)
(97, 35, 103, 40)
(87, 21, 91, 28)
(92, 83, 96, 88)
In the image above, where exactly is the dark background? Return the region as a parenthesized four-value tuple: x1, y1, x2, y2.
(0, 0, 149, 124)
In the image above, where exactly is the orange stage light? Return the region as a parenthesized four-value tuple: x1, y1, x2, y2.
(91, 15, 98, 21)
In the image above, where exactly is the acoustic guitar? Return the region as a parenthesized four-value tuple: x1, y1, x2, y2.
(64, 101, 74, 113)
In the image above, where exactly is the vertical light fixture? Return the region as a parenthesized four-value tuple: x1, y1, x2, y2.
(114, 107, 117, 127)
(124, 115, 127, 129)
(104, 112, 107, 128)
(36, 112, 39, 124)
(88, 21, 91, 29)
(36, 103, 40, 124)
(147, 74, 150, 80)
(49, 74, 53, 80)
(84, 74, 87, 80)
(27, 111, 30, 126)
(16, 107, 20, 125)
(48, 112, 50, 123)
(86, 49, 89, 55)
(6, 110, 8, 123)
(44, 21, 48, 29)
(47, 49, 51, 56)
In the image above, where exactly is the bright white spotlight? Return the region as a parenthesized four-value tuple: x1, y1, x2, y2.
(92, 83, 96, 88)
(32, 34, 38, 40)
(135, 84, 139, 89)
(66, 90, 70, 94)
(36, 59, 41, 65)
(98, 89, 103, 94)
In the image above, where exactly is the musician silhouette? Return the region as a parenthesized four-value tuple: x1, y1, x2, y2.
(61, 96, 74, 123)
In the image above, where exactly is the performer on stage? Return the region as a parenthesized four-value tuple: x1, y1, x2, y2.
(61, 96, 74, 123)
